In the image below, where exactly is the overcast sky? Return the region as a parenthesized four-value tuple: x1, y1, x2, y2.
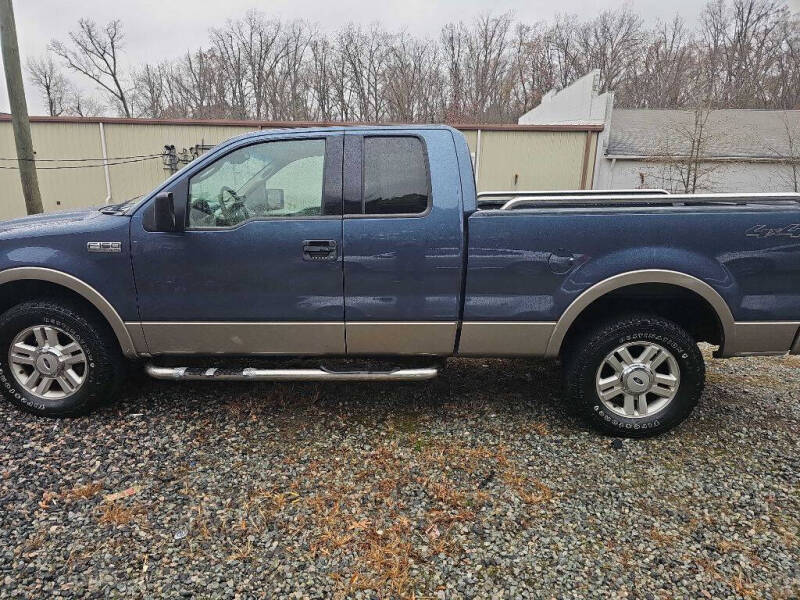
(3, 0, 800, 114)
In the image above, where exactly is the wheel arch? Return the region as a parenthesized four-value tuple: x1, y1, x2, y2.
(0, 267, 138, 357)
(546, 269, 735, 357)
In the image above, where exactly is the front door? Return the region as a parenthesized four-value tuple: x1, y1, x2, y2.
(130, 133, 345, 355)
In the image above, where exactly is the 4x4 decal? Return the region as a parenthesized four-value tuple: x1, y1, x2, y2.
(745, 224, 800, 239)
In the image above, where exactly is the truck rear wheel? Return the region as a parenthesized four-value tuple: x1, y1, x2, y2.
(0, 300, 125, 417)
(562, 314, 705, 438)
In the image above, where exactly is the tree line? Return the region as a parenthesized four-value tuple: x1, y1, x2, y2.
(27, 0, 800, 124)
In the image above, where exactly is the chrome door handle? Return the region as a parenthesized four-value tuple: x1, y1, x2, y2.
(302, 239, 338, 261)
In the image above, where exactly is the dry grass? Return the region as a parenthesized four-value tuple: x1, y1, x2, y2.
(64, 481, 103, 501)
(732, 569, 756, 598)
(706, 369, 786, 390)
(521, 421, 550, 436)
(195, 436, 557, 598)
(97, 503, 136, 526)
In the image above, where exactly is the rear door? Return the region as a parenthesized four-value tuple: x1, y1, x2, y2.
(342, 129, 465, 355)
(130, 133, 345, 355)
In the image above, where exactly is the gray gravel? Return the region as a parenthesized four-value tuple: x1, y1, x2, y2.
(1, 350, 798, 599)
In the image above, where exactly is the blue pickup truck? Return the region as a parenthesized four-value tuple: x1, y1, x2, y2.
(0, 125, 798, 436)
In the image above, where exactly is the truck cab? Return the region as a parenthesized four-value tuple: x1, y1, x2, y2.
(131, 125, 471, 356)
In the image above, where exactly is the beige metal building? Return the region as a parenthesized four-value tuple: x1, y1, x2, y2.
(0, 115, 601, 220)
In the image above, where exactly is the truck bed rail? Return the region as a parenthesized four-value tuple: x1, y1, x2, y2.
(478, 191, 800, 211)
(476, 189, 669, 209)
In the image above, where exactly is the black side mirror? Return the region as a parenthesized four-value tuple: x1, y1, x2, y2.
(154, 192, 177, 232)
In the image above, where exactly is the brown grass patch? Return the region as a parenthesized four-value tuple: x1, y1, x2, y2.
(98, 503, 135, 526)
(64, 482, 103, 501)
(779, 354, 800, 367)
(179, 436, 556, 598)
(522, 421, 550, 436)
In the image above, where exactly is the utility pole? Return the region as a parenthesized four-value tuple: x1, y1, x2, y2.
(0, 0, 43, 214)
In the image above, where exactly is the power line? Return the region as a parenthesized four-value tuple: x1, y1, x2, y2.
(0, 156, 161, 170)
(0, 153, 162, 162)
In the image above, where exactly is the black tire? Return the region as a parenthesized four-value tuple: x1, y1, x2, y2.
(0, 300, 125, 417)
(562, 314, 705, 438)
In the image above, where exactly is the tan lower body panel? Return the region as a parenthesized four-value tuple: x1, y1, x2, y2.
(135, 322, 345, 355)
(345, 322, 458, 355)
(723, 322, 800, 357)
(457, 322, 556, 356)
(126, 320, 800, 358)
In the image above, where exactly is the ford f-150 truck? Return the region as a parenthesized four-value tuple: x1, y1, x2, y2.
(1, 125, 798, 437)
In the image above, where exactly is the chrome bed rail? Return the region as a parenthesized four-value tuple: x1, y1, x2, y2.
(493, 192, 800, 210)
(476, 189, 669, 209)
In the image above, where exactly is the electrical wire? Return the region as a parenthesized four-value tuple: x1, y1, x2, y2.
(0, 153, 163, 162)
(0, 156, 162, 170)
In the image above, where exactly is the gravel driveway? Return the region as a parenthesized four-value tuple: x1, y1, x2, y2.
(1, 350, 798, 599)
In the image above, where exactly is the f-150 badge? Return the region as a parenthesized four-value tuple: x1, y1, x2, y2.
(745, 224, 800, 239)
(87, 241, 122, 253)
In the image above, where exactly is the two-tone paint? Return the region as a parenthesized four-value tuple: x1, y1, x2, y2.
(0, 125, 798, 360)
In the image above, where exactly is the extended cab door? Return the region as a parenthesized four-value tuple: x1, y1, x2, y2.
(342, 129, 465, 355)
(129, 133, 345, 355)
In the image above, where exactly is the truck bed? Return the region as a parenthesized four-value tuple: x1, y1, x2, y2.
(463, 190, 800, 357)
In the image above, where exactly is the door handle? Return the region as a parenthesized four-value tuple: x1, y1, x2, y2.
(303, 239, 338, 261)
(548, 250, 579, 274)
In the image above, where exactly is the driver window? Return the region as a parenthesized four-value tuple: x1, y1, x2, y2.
(188, 138, 326, 228)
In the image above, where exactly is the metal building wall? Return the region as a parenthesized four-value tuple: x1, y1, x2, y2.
(0, 117, 600, 219)
(463, 129, 596, 192)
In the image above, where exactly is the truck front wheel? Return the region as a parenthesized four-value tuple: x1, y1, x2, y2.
(562, 314, 705, 438)
(0, 300, 125, 417)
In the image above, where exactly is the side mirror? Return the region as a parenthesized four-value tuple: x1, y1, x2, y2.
(265, 188, 284, 211)
(154, 192, 177, 232)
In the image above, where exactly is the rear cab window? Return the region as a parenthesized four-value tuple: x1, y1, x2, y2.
(362, 136, 430, 216)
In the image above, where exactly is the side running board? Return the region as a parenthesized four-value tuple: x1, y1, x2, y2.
(144, 364, 439, 382)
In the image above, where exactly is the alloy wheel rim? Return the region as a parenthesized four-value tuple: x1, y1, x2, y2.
(594, 341, 680, 419)
(8, 325, 87, 401)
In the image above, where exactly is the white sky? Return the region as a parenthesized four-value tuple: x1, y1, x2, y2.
(3, 0, 800, 114)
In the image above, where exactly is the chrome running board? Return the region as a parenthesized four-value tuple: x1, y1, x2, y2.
(145, 364, 439, 382)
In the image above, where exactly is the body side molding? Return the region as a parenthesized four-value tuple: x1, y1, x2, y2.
(457, 322, 555, 356)
(545, 269, 736, 357)
(0, 267, 138, 357)
(346, 322, 458, 355)
(137, 322, 345, 355)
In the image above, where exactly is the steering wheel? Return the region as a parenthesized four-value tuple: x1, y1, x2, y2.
(218, 186, 251, 223)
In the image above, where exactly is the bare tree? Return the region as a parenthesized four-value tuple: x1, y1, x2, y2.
(643, 105, 722, 193)
(132, 63, 167, 118)
(383, 32, 444, 122)
(441, 14, 514, 123)
(772, 112, 800, 191)
(65, 87, 104, 117)
(620, 17, 697, 108)
(26, 54, 69, 116)
(36, 3, 800, 122)
(337, 24, 391, 121)
(271, 20, 313, 120)
(510, 23, 556, 115)
(699, 0, 789, 107)
(50, 19, 131, 117)
(308, 37, 335, 120)
(548, 15, 583, 90)
(577, 7, 644, 93)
